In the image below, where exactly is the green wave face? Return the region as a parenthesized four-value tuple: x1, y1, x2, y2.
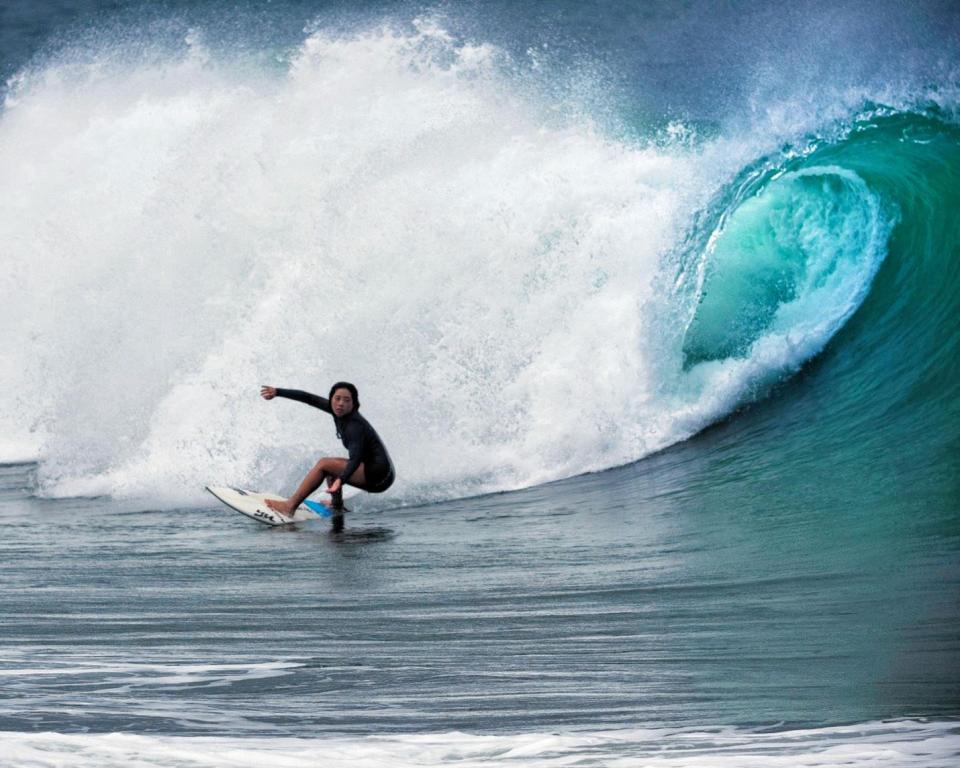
(672, 109, 960, 529)
(681, 110, 960, 406)
(798, 111, 960, 421)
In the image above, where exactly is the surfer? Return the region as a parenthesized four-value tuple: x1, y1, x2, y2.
(259, 383, 395, 529)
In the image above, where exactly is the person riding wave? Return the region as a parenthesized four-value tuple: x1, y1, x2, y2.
(260, 382, 395, 529)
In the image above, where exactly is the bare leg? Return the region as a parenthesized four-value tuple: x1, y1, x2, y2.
(328, 464, 366, 528)
(265, 457, 342, 517)
(266, 458, 365, 517)
(325, 475, 343, 510)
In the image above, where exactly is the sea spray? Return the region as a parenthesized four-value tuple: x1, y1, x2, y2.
(0, 22, 899, 504)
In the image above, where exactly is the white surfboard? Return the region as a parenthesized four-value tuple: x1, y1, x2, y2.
(206, 486, 333, 526)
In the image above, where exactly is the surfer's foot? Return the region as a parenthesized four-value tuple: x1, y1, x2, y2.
(265, 498, 295, 517)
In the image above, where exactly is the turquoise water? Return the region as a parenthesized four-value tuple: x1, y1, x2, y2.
(681, 110, 960, 518)
(0, 1, 958, 765)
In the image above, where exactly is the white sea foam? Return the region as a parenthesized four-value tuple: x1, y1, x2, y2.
(0, 22, 889, 505)
(0, 659, 301, 686)
(0, 720, 956, 767)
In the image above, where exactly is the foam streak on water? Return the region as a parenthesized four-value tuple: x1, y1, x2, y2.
(2, 721, 958, 767)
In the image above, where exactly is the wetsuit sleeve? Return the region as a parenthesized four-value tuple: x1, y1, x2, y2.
(274, 388, 331, 413)
(340, 420, 365, 482)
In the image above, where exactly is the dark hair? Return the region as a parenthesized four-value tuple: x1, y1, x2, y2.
(328, 381, 360, 411)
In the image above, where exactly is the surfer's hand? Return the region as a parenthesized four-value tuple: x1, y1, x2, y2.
(326, 478, 343, 494)
(260, 386, 277, 400)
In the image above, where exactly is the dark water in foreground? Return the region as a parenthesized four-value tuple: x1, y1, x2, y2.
(1, 421, 957, 742)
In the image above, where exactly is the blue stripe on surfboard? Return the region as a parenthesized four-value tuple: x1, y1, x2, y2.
(303, 499, 333, 518)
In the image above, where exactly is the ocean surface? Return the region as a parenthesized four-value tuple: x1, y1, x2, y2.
(1, 1, 959, 765)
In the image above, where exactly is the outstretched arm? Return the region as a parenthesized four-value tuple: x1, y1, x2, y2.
(260, 386, 331, 413)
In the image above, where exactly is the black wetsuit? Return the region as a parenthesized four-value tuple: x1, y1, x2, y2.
(275, 388, 395, 492)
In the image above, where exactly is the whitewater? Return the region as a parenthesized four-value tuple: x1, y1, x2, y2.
(0, 17, 900, 506)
